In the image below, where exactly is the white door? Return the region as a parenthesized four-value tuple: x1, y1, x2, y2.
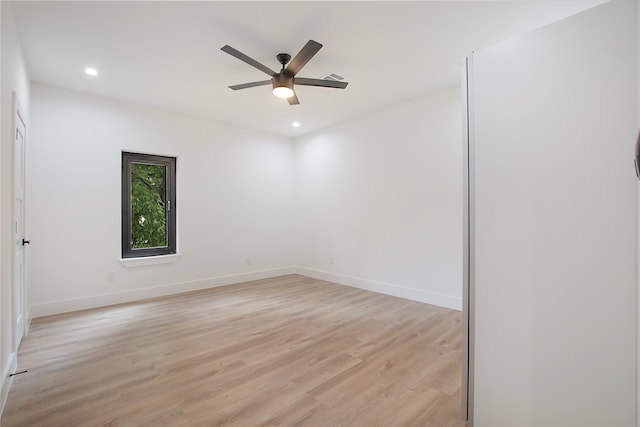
(13, 97, 27, 351)
(465, 1, 636, 426)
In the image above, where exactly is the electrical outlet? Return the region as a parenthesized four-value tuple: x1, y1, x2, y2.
(245, 257, 252, 266)
(107, 272, 115, 283)
(329, 257, 335, 265)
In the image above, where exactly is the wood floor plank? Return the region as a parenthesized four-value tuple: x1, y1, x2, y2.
(1, 274, 464, 426)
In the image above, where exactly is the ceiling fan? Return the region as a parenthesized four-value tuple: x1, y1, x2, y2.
(221, 40, 348, 105)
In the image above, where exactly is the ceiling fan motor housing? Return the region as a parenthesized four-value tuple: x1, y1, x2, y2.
(272, 73, 294, 90)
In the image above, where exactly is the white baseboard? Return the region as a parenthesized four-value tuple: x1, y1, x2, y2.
(295, 266, 462, 311)
(30, 266, 295, 318)
(1, 350, 17, 416)
(29, 265, 461, 318)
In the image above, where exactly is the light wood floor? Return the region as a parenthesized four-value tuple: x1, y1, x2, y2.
(2, 274, 464, 427)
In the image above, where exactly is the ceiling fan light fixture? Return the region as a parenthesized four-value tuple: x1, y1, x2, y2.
(272, 74, 295, 99)
(273, 85, 295, 99)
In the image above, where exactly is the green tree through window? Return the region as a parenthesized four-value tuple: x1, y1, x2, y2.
(131, 163, 167, 248)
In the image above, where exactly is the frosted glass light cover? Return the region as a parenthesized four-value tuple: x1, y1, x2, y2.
(273, 86, 294, 98)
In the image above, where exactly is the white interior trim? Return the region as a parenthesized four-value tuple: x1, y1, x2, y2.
(119, 253, 181, 268)
(461, 54, 475, 427)
(295, 266, 462, 311)
(636, 2, 640, 426)
(30, 266, 295, 318)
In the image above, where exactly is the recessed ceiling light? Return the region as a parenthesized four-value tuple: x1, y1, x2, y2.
(292, 121, 300, 127)
(84, 67, 98, 76)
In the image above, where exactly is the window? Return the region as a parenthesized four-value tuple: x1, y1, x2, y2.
(121, 152, 176, 258)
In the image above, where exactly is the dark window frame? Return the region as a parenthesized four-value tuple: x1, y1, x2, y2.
(121, 151, 176, 258)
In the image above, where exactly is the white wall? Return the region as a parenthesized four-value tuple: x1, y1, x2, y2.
(294, 86, 463, 310)
(0, 1, 30, 412)
(27, 84, 295, 317)
(28, 81, 465, 317)
(470, 1, 637, 425)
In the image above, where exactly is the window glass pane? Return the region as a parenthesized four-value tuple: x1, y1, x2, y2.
(131, 162, 167, 249)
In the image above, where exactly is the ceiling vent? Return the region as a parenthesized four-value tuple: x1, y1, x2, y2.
(322, 73, 345, 82)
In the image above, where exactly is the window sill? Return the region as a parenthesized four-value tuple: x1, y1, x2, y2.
(119, 253, 181, 268)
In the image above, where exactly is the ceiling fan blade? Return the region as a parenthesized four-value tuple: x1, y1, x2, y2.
(288, 92, 300, 105)
(284, 40, 322, 76)
(228, 80, 272, 90)
(294, 77, 348, 89)
(221, 45, 276, 77)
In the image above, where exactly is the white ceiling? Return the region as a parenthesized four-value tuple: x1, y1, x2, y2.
(10, 1, 603, 137)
